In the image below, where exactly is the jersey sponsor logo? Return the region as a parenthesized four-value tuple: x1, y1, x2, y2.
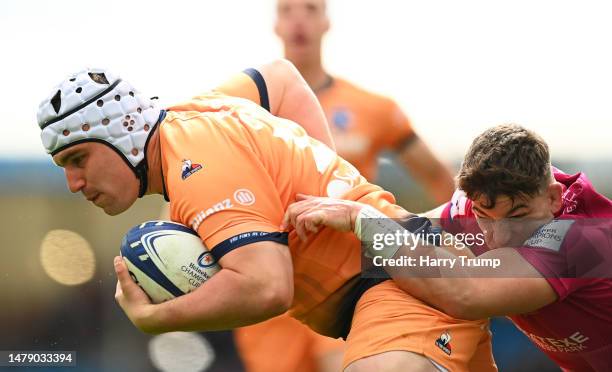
(524, 330, 590, 353)
(523, 219, 575, 252)
(233, 189, 255, 206)
(191, 199, 233, 231)
(435, 330, 452, 355)
(181, 159, 203, 180)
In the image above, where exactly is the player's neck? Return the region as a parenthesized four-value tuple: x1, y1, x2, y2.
(144, 129, 163, 196)
(291, 54, 329, 93)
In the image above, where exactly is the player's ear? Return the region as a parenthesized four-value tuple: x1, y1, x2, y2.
(547, 182, 564, 214)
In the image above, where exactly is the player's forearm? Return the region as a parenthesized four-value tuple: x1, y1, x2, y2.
(388, 259, 553, 320)
(368, 220, 555, 319)
(418, 203, 447, 219)
(142, 268, 291, 333)
(384, 246, 485, 319)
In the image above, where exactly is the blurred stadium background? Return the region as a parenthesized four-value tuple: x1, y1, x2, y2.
(1, 0, 611, 371)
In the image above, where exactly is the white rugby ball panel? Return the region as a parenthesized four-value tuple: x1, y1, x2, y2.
(120, 220, 220, 303)
(123, 257, 176, 303)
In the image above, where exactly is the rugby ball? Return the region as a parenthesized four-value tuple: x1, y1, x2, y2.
(120, 220, 220, 303)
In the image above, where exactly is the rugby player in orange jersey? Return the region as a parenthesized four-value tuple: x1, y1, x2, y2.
(38, 60, 496, 372)
(235, 1, 455, 371)
(276, 0, 454, 196)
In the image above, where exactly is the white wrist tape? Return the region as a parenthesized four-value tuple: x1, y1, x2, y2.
(354, 206, 407, 259)
(354, 205, 386, 237)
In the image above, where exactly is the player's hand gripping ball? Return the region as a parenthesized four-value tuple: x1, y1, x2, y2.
(119, 221, 220, 303)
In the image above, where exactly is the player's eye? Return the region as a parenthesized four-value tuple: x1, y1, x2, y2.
(306, 3, 318, 14)
(73, 154, 86, 167)
(472, 209, 486, 219)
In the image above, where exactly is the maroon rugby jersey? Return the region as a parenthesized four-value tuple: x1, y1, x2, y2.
(441, 168, 612, 371)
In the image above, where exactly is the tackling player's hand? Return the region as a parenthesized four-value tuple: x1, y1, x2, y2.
(113, 256, 159, 334)
(280, 194, 362, 240)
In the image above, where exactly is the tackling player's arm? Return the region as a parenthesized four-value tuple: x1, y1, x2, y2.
(281, 196, 557, 320)
(215, 59, 335, 150)
(114, 240, 293, 334)
(418, 203, 447, 219)
(385, 247, 557, 320)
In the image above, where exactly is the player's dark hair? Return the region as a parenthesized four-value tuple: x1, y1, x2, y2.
(457, 124, 551, 209)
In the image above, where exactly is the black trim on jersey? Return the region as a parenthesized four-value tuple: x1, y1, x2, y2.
(243, 68, 270, 112)
(336, 276, 386, 340)
(313, 74, 334, 94)
(139, 110, 167, 198)
(210, 231, 288, 261)
(160, 163, 170, 202)
(40, 79, 122, 129)
(156, 111, 170, 202)
(136, 110, 166, 197)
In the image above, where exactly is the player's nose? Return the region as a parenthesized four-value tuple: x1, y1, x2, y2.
(482, 227, 496, 247)
(491, 221, 514, 247)
(65, 167, 86, 194)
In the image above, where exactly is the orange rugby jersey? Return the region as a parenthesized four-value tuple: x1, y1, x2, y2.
(317, 77, 415, 180)
(159, 73, 406, 338)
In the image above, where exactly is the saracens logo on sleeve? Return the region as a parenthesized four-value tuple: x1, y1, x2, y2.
(181, 159, 203, 180)
(435, 330, 452, 355)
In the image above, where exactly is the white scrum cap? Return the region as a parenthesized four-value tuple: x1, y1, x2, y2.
(37, 68, 162, 196)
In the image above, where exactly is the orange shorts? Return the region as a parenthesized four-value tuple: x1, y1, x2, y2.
(235, 313, 345, 372)
(344, 280, 497, 372)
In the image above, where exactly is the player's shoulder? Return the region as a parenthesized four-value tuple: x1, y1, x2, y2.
(553, 167, 612, 217)
(167, 91, 258, 115)
(159, 101, 232, 154)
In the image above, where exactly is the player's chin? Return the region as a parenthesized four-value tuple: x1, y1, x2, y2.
(484, 238, 501, 249)
(104, 208, 121, 216)
(102, 202, 131, 216)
